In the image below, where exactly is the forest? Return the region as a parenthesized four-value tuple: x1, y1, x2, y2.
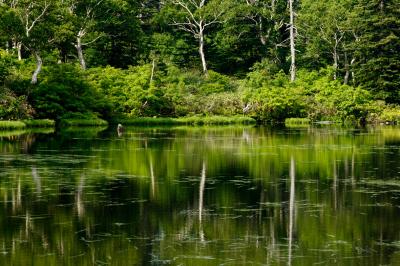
(0, 0, 399, 124)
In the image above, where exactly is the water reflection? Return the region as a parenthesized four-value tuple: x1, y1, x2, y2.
(0, 126, 400, 265)
(288, 156, 295, 266)
(199, 161, 206, 243)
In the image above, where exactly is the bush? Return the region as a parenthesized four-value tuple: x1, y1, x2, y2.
(31, 64, 110, 120)
(87, 65, 172, 117)
(377, 105, 400, 123)
(241, 67, 374, 123)
(241, 71, 307, 122)
(0, 88, 34, 120)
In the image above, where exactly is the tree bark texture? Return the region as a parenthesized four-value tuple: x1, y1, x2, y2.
(199, 29, 207, 74)
(289, 0, 296, 82)
(31, 51, 42, 84)
(76, 36, 86, 70)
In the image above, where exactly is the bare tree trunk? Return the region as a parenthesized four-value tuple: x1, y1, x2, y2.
(31, 51, 42, 84)
(150, 59, 156, 83)
(199, 28, 207, 74)
(333, 33, 338, 80)
(333, 49, 338, 80)
(259, 17, 267, 45)
(289, 0, 296, 82)
(350, 58, 356, 83)
(17, 42, 22, 61)
(75, 36, 86, 70)
(344, 51, 349, 84)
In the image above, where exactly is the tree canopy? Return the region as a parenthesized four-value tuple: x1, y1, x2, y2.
(0, 0, 399, 123)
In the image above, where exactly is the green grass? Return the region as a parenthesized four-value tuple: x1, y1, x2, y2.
(115, 116, 256, 126)
(285, 118, 311, 126)
(22, 119, 55, 127)
(0, 121, 27, 129)
(59, 118, 109, 127)
(0, 119, 55, 129)
(0, 128, 55, 137)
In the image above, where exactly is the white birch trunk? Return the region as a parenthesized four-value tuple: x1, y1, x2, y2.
(76, 36, 86, 70)
(344, 51, 350, 84)
(199, 28, 207, 74)
(333, 33, 342, 80)
(350, 58, 356, 83)
(150, 59, 156, 83)
(31, 51, 42, 84)
(17, 42, 22, 61)
(259, 17, 267, 45)
(333, 49, 338, 80)
(289, 0, 296, 82)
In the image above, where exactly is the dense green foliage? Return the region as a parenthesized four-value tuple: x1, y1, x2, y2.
(0, 0, 399, 124)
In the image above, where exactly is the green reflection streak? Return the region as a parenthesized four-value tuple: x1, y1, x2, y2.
(0, 126, 400, 265)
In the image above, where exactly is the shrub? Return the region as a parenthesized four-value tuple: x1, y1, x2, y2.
(0, 88, 34, 120)
(241, 67, 374, 123)
(87, 65, 173, 117)
(377, 105, 400, 123)
(31, 64, 110, 120)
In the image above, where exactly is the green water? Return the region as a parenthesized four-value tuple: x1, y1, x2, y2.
(1, 126, 400, 265)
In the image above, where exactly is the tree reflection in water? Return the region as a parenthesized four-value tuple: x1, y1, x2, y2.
(0, 126, 399, 265)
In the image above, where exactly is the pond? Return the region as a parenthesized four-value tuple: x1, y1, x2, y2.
(1, 125, 400, 265)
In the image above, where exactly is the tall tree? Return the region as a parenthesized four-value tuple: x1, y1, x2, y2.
(0, 3, 24, 58)
(350, 0, 400, 103)
(64, 0, 106, 70)
(166, 0, 227, 73)
(212, 0, 287, 74)
(298, 0, 354, 81)
(97, 0, 145, 68)
(19, 0, 52, 84)
(1, 0, 53, 83)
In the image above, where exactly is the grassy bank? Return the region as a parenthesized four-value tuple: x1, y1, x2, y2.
(285, 118, 311, 125)
(22, 119, 55, 127)
(0, 128, 55, 137)
(59, 118, 109, 127)
(115, 116, 256, 126)
(285, 118, 311, 127)
(0, 119, 55, 129)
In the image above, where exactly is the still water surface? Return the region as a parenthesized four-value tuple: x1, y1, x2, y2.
(1, 126, 400, 265)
